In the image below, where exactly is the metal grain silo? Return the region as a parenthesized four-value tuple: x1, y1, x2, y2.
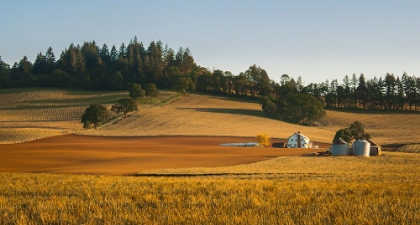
(353, 139, 371, 157)
(332, 138, 349, 156)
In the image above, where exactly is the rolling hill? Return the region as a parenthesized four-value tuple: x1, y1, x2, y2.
(80, 93, 420, 145)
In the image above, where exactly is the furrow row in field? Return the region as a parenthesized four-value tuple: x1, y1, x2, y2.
(0, 90, 128, 106)
(0, 128, 67, 144)
(0, 107, 86, 121)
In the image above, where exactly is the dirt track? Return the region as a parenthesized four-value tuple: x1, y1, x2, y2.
(0, 135, 325, 175)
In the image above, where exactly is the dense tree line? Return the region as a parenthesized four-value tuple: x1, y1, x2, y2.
(2, 37, 420, 124)
(198, 70, 420, 113)
(321, 73, 420, 111)
(0, 37, 197, 91)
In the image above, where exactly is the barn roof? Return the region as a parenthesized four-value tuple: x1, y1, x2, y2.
(287, 131, 310, 142)
(367, 140, 380, 147)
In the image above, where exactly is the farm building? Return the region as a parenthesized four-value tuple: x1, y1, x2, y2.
(332, 138, 350, 156)
(286, 131, 311, 148)
(272, 142, 286, 148)
(368, 140, 382, 156)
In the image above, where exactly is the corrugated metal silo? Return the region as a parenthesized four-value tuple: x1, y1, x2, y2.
(353, 139, 371, 157)
(332, 138, 349, 156)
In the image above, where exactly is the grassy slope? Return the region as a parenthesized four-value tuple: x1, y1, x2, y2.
(317, 109, 420, 145)
(81, 94, 335, 143)
(81, 93, 420, 145)
(0, 88, 177, 143)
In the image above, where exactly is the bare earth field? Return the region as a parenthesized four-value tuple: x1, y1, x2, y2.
(0, 134, 322, 175)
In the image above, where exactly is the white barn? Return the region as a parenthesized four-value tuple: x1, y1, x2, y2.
(286, 131, 311, 148)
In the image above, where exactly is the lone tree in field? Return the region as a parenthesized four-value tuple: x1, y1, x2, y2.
(332, 121, 371, 143)
(81, 104, 108, 129)
(144, 83, 159, 99)
(172, 76, 195, 96)
(111, 98, 138, 118)
(129, 83, 145, 100)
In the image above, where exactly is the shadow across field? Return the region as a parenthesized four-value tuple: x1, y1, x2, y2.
(326, 107, 420, 115)
(194, 92, 261, 104)
(207, 95, 260, 104)
(179, 107, 265, 118)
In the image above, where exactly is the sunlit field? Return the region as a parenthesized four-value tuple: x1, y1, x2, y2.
(0, 88, 177, 143)
(1, 89, 420, 224)
(82, 93, 420, 146)
(1, 152, 419, 224)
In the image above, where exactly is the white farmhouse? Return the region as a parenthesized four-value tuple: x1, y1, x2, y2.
(286, 131, 311, 148)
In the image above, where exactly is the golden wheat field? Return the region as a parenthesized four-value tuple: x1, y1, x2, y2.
(0, 88, 177, 144)
(0, 152, 419, 224)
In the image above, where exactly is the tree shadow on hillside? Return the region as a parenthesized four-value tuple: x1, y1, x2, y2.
(207, 96, 261, 104)
(326, 107, 420, 115)
(193, 93, 260, 104)
(179, 107, 266, 118)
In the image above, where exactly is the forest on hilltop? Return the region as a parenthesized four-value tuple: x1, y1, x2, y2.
(1, 36, 420, 116)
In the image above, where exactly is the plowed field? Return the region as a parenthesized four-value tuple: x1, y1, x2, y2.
(0, 134, 324, 175)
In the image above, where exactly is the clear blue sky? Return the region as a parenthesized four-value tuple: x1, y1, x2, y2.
(1, 0, 419, 84)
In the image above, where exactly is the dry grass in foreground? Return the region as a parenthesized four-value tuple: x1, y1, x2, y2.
(0, 152, 419, 224)
(138, 152, 420, 179)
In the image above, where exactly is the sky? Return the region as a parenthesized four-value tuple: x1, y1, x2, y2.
(1, 0, 420, 84)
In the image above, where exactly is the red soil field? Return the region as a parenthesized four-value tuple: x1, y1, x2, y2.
(0, 135, 324, 175)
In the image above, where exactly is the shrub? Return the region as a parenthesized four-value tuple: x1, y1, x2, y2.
(256, 133, 270, 146)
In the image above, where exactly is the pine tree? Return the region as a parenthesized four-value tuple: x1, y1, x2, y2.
(32, 52, 46, 75)
(356, 73, 368, 109)
(119, 43, 127, 58)
(45, 47, 56, 74)
(110, 45, 118, 62)
(100, 44, 110, 63)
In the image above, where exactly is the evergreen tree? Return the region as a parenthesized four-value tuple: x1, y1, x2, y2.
(396, 77, 405, 110)
(45, 47, 56, 74)
(32, 52, 46, 75)
(110, 45, 118, 62)
(119, 43, 127, 58)
(384, 73, 396, 110)
(343, 75, 351, 107)
(81, 41, 100, 71)
(351, 73, 358, 107)
(100, 44, 110, 63)
(356, 73, 368, 109)
(296, 76, 304, 93)
(0, 57, 11, 88)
